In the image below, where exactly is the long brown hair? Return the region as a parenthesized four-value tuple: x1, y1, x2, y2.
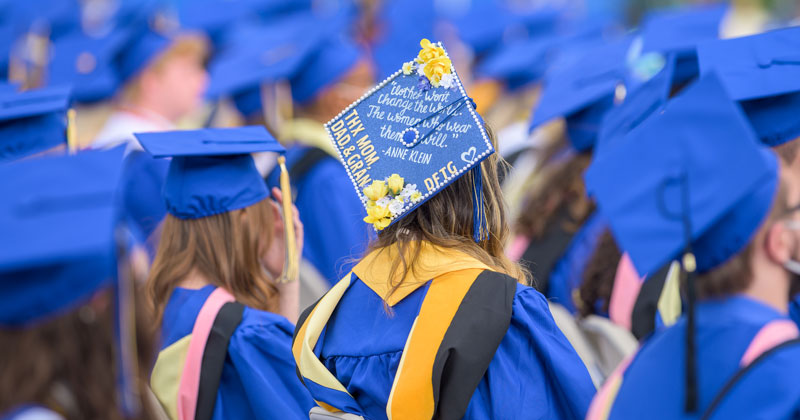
(0, 286, 157, 420)
(515, 134, 595, 239)
(148, 199, 278, 326)
(578, 229, 622, 318)
(367, 124, 530, 301)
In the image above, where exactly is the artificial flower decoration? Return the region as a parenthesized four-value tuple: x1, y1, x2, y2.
(363, 180, 389, 202)
(361, 174, 423, 231)
(364, 205, 392, 231)
(401, 38, 454, 91)
(387, 174, 405, 195)
(416, 39, 446, 64)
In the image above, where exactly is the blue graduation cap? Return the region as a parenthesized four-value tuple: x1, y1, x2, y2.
(586, 73, 778, 277)
(0, 146, 144, 416)
(114, 26, 172, 84)
(133, 126, 285, 219)
(0, 86, 72, 163)
(595, 55, 674, 156)
(134, 125, 300, 282)
(530, 36, 633, 151)
(697, 26, 800, 147)
(0, 148, 124, 325)
(639, 3, 726, 86)
(453, 3, 562, 55)
(48, 30, 131, 103)
(325, 39, 494, 240)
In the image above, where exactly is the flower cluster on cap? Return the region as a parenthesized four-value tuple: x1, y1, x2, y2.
(362, 174, 422, 231)
(402, 39, 455, 91)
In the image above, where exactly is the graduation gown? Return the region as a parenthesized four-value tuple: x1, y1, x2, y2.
(293, 242, 596, 420)
(589, 296, 800, 420)
(150, 285, 315, 420)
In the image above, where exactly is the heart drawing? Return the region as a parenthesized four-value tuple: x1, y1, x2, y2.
(461, 146, 477, 163)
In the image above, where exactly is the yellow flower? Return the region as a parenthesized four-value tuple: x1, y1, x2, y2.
(363, 180, 388, 202)
(402, 61, 414, 75)
(423, 56, 452, 87)
(417, 38, 445, 64)
(410, 191, 422, 202)
(364, 205, 392, 230)
(387, 174, 404, 195)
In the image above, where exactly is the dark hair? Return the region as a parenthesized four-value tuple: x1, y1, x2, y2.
(0, 286, 157, 420)
(578, 229, 622, 318)
(695, 181, 788, 299)
(515, 142, 595, 240)
(367, 124, 530, 302)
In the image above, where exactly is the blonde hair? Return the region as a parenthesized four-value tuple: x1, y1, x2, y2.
(367, 124, 530, 302)
(147, 199, 278, 326)
(120, 33, 209, 104)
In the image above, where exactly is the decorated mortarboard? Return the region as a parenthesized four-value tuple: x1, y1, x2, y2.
(325, 38, 494, 241)
(134, 125, 300, 282)
(586, 73, 778, 277)
(47, 29, 131, 103)
(0, 86, 73, 163)
(530, 36, 633, 151)
(698, 26, 800, 146)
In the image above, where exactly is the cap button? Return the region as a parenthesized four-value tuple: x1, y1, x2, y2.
(76, 51, 97, 74)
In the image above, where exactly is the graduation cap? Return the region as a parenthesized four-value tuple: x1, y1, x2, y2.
(639, 3, 726, 86)
(530, 36, 633, 151)
(325, 39, 494, 241)
(595, 55, 674, 157)
(0, 86, 74, 163)
(453, 3, 562, 55)
(586, 73, 778, 411)
(114, 26, 172, 84)
(47, 30, 131, 103)
(698, 25, 800, 147)
(0, 147, 143, 415)
(134, 126, 299, 282)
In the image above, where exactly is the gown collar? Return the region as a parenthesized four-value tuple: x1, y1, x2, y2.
(352, 241, 490, 306)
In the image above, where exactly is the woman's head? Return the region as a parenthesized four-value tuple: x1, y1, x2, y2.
(148, 198, 278, 325)
(367, 124, 529, 295)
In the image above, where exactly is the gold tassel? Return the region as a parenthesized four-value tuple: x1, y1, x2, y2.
(67, 108, 78, 154)
(277, 156, 299, 283)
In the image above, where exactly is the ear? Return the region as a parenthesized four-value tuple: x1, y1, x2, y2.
(765, 221, 793, 265)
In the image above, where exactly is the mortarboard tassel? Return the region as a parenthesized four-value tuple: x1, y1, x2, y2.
(678, 173, 698, 413)
(67, 108, 78, 154)
(472, 164, 487, 243)
(277, 156, 299, 283)
(114, 225, 141, 418)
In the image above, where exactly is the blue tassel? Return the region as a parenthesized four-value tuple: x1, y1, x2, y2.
(472, 164, 486, 243)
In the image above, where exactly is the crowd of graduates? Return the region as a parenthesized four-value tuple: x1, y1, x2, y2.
(2, 0, 800, 419)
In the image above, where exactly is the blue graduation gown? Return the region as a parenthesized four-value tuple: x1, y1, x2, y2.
(155, 286, 315, 419)
(605, 296, 800, 419)
(314, 278, 596, 419)
(547, 212, 608, 313)
(267, 145, 372, 285)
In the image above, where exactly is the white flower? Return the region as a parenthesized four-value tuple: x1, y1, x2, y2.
(440, 72, 455, 89)
(400, 183, 418, 199)
(402, 61, 415, 75)
(388, 198, 405, 216)
(376, 196, 391, 208)
(417, 64, 425, 76)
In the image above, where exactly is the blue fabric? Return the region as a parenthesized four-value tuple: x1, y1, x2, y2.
(120, 150, 169, 257)
(586, 73, 779, 276)
(0, 148, 124, 325)
(608, 296, 800, 419)
(115, 28, 171, 84)
(160, 285, 316, 419)
(313, 276, 596, 420)
(135, 127, 284, 220)
(547, 213, 608, 313)
(790, 294, 800, 327)
(0, 86, 72, 163)
(267, 145, 372, 286)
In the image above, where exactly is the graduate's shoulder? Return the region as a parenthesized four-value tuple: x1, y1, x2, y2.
(233, 305, 296, 342)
